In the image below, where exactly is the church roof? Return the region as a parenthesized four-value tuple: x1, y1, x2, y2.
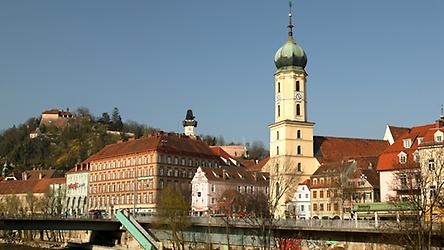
(314, 136, 389, 164)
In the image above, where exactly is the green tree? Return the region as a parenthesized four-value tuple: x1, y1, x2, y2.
(110, 107, 123, 131)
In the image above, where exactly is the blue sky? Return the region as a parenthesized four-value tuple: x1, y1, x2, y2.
(0, 1, 443, 145)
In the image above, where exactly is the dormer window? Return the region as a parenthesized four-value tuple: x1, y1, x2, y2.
(435, 131, 444, 142)
(417, 137, 424, 145)
(403, 139, 412, 148)
(398, 152, 407, 164)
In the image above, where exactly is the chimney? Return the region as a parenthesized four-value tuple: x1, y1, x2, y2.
(222, 169, 227, 180)
(437, 119, 444, 128)
(38, 172, 42, 180)
(253, 172, 257, 181)
(22, 172, 27, 180)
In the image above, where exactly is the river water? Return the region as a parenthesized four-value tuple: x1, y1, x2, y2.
(0, 244, 46, 250)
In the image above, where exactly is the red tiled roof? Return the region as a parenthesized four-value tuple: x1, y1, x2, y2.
(376, 123, 436, 171)
(42, 109, 60, 114)
(0, 177, 65, 195)
(199, 167, 269, 185)
(239, 160, 257, 169)
(300, 179, 311, 187)
(85, 132, 220, 162)
(388, 126, 410, 141)
(314, 136, 389, 164)
(247, 156, 269, 171)
(420, 128, 444, 147)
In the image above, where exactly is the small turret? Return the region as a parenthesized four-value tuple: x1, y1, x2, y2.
(183, 109, 198, 137)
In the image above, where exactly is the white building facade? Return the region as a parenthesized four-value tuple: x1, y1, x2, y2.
(191, 167, 269, 216)
(65, 164, 89, 217)
(287, 182, 310, 219)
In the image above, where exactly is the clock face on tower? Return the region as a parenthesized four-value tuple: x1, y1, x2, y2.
(295, 92, 303, 102)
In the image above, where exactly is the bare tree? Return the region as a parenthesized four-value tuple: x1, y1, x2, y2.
(241, 158, 301, 250)
(155, 186, 191, 250)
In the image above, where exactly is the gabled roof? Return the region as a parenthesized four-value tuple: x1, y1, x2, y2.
(85, 132, 220, 162)
(314, 136, 389, 164)
(210, 146, 244, 168)
(388, 126, 410, 142)
(377, 123, 436, 171)
(199, 167, 269, 186)
(247, 156, 269, 171)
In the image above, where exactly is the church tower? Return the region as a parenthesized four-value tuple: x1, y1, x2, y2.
(268, 3, 317, 217)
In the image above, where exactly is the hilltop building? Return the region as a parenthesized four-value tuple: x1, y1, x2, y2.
(40, 108, 74, 128)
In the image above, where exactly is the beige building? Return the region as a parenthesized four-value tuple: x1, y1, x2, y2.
(40, 108, 74, 128)
(86, 132, 223, 214)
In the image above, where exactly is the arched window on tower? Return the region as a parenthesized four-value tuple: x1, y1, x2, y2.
(297, 130, 301, 139)
(278, 105, 281, 117)
(297, 145, 302, 155)
(277, 82, 280, 93)
(296, 104, 301, 116)
(296, 80, 300, 91)
(276, 131, 279, 140)
(276, 146, 280, 155)
(297, 163, 302, 172)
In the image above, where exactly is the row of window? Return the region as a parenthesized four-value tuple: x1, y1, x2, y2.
(312, 177, 339, 186)
(312, 189, 338, 199)
(277, 104, 301, 117)
(90, 192, 154, 207)
(90, 180, 156, 193)
(312, 202, 339, 212)
(275, 145, 302, 156)
(277, 80, 301, 93)
(90, 167, 195, 182)
(276, 130, 302, 140)
(90, 154, 217, 171)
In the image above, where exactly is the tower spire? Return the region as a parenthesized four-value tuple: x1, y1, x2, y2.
(287, 1, 294, 41)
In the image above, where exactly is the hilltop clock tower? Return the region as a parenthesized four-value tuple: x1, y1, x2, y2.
(268, 4, 317, 217)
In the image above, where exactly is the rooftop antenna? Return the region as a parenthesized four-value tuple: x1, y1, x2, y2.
(440, 104, 444, 119)
(288, 1, 294, 41)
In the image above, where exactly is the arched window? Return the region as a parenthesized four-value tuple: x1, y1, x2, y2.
(296, 104, 301, 116)
(297, 163, 302, 172)
(277, 82, 281, 93)
(297, 130, 301, 139)
(276, 146, 280, 155)
(296, 81, 300, 91)
(297, 145, 302, 155)
(276, 131, 280, 140)
(278, 105, 281, 117)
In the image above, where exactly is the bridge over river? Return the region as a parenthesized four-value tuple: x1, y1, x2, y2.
(1, 216, 443, 248)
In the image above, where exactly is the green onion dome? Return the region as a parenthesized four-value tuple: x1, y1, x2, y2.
(274, 39, 307, 69)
